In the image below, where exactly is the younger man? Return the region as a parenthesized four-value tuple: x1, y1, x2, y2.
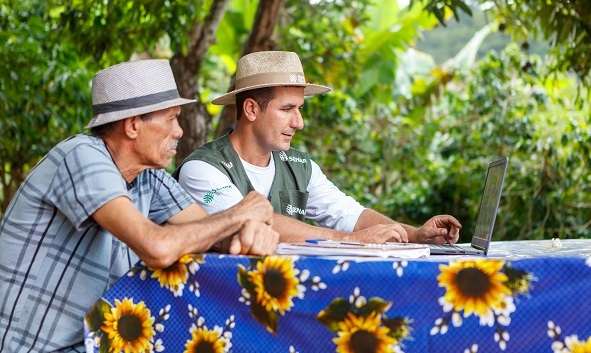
(175, 51, 461, 245)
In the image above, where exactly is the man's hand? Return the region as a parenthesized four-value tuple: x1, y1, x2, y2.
(351, 223, 409, 243)
(412, 215, 462, 244)
(231, 191, 275, 226)
(229, 220, 280, 255)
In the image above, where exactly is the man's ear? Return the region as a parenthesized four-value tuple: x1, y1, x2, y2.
(124, 116, 141, 139)
(243, 98, 259, 122)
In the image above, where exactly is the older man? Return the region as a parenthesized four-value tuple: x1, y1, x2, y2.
(0, 59, 278, 352)
(175, 51, 462, 246)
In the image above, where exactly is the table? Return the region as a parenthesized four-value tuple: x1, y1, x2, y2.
(83, 240, 591, 353)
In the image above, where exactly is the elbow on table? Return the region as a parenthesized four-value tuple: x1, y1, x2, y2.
(137, 242, 180, 269)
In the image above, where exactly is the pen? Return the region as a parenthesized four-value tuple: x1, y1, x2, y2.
(305, 239, 364, 246)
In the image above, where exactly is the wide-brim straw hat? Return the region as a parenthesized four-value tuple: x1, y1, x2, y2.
(212, 51, 332, 105)
(85, 59, 196, 129)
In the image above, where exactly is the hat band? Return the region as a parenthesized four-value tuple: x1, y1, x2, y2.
(235, 71, 306, 90)
(92, 89, 180, 115)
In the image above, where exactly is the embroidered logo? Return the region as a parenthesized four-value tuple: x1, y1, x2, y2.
(203, 185, 232, 204)
(278, 151, 307, 164)
(221, 161, 233, 169)
(279, 151, 288, 161)
(286, 204, 306, 216)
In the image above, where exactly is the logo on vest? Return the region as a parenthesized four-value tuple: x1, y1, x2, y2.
(203, 185, 232, 204)
(221, 161, 233, 169)
(278, 151, 307, 164)
(279, 151, 288, 161)
(286, 204, 306, 216)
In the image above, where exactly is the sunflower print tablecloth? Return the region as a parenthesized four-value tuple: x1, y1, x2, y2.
(84, 240, 591, 353)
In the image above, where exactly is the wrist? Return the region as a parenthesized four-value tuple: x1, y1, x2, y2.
(405, 225, 419, 243)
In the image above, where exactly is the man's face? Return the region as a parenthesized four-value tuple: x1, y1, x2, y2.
(136, 106, 183, 169)
(255, 86, 305, 152)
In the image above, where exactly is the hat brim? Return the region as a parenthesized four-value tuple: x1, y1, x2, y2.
(211, 83, 331, 105)
(85, 97, 197, 129)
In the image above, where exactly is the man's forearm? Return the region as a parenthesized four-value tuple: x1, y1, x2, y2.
(353, 208, 419, 241)
(272, 214, 351, 243)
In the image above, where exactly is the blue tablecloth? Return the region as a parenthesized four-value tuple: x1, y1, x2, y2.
(84, 240, 591, 352)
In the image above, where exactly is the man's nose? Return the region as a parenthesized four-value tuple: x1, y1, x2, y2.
(291, 109, 304, 130)
(173, 118, 183, 139)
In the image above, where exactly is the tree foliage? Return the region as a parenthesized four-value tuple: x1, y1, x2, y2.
(1, 0, 590, 241)
(0, 2, 93, 215)
(412, 0, 591, 86)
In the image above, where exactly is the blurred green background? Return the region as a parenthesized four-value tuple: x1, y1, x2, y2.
(1, 0, 590, 242)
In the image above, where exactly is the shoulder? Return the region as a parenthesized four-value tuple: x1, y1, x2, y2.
(183, 135, 232, 164)
(38, 134, 111, 174)
(197, 134, 231, 153)
(55, 134, 109, 159)
(180, 160, 227, 178)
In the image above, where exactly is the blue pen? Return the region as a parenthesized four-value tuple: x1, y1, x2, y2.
(305, 239, 325, 244)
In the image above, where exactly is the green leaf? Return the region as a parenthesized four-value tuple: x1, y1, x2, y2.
(317, 298, 350, 333)
(84, 298, 112, 332)
(442, 22, 495, 72)
(250, 300, 279, 334)
(357, 297, 392, 317)
(237, 265, 255, 293)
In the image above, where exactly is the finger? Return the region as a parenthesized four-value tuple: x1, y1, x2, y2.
(393, 223, 408, 242)
(443, 225, 462, 244)
(269, 229, 280, 253)
(247, 225, 278, 255)
(264, 227, 280, 254)
(239, 220, 260, 255)
(386, 230, 407, 243)
(439, 215, 462, 229)
(265, 209, 275, 227)
(258, 227, 276, 254)
(439, 228, 453, 244)
(239, 232, 254, 255)
(387, 233, 403, 243)
(228, 235, 242, 255)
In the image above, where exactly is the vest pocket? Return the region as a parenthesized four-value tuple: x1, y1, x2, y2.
(279, 190, 309, 221)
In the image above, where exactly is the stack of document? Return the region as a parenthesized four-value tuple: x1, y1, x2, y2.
(275, 241, 430, 259)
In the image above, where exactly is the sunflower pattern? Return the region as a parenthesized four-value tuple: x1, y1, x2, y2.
(83, 242, 591, 353)
(548, 321, 591, 353)
(318, 287, 412, 353)
(431, 260, 536, 350)
(85, 297, 169, 352)
(332, 259, 408, 277)
(128, 254, 204, 297)
(333, 259, 351, 274)
(237, 255, 325, 334)
(184, 304, 234, 353)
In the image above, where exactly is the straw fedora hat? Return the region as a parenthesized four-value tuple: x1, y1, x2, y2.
(212, 51, 331, 105)
(85, 59, 196, 129)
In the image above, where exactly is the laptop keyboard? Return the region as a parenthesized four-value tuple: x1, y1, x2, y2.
(429, 243, 460, 250)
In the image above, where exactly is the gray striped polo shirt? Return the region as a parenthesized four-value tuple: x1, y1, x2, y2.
(0, 134, 193, 352)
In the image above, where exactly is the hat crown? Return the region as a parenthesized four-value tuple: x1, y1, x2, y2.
(211, 51, 331, 105)
(85, 59, 196, 129)
(92, 59, 178, 105)
(235, 51, 304, 80)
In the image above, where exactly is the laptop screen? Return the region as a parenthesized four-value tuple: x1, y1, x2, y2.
(471, 157, 508, 250)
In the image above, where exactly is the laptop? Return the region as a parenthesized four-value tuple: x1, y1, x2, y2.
(428, 157, 508, 255)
